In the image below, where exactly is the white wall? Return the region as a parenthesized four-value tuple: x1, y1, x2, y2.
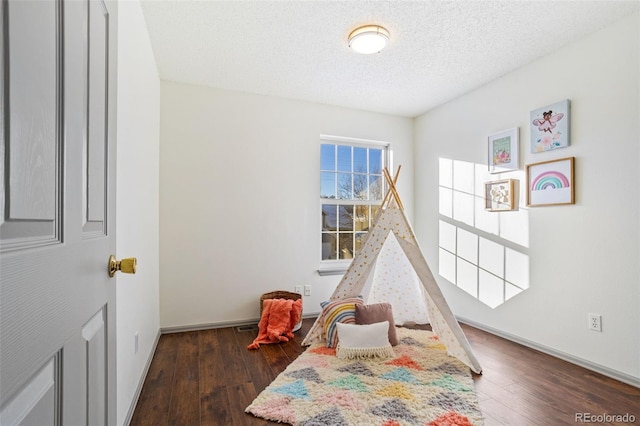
(414, 14, 639, 383)
(159, 82, 414, 328)
(116, 2, 161, 424)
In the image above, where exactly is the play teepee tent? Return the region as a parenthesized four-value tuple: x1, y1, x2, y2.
(303, 167, 482, 374)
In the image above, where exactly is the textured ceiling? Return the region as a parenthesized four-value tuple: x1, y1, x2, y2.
(140, 1, 638, 118)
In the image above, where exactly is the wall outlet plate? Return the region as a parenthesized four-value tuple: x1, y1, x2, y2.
(588, 313, 602, 332)
(294, 285, 303, 295)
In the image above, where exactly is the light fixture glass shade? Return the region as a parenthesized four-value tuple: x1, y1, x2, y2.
(348, 25, 389, 54)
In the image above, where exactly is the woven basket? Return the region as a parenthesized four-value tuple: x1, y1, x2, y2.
(260, 290, 303, 332)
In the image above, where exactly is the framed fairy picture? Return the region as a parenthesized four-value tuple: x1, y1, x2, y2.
(530, 99, 570, 153)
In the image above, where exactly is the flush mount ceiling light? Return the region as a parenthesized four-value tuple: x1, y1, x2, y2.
(348, 25, 390, 54)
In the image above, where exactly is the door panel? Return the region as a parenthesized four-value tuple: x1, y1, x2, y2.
(84, 308, 107, 426)
(0, 0, 61, 248)
(0, 357, 60, 426)
(0, 0, 117, 424)
(7, 0, 57, 222)
(86, 0, 107, 230)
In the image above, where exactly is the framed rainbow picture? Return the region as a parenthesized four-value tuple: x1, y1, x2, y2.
(526, 157, 575, 206)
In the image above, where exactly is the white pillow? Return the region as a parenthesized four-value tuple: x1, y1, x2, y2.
(335, 321, 394, 360)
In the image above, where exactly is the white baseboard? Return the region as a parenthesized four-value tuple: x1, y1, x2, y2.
(123, 329, 161, 426)
(457, 316, 640, 389)
(161, 318, 260, 334)
(160, 313, 319, 334)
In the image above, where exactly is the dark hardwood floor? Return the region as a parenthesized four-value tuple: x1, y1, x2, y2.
(130, 318, 639, 425)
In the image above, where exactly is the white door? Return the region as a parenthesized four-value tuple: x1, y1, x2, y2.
(0, 0, 118, 424)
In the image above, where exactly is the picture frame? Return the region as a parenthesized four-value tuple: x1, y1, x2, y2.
(485, 179, 516, 212)
(530, 99, 570, 153)
(488, 127, 519, 173)
(526, 157, 575, 207)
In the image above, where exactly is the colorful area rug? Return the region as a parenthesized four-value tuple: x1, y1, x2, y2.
(246, 328, 484, 425)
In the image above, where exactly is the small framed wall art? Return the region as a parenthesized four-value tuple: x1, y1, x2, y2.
(526, 157, 575, 206)
(488, 127, 519, 173)
(530, 99, 570, 153)
(485, 179, 516, 212)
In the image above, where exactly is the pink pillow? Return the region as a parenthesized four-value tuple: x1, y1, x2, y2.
(355, 303, 398, 346)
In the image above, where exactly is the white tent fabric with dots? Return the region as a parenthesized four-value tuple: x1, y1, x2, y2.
(303, 168, 482, 374)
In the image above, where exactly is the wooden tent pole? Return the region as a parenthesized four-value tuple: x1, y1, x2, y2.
(381, 165, 402, 207)
(383, 166, 404, 210)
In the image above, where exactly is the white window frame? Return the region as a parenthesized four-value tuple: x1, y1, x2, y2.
(318, 135, 390, 276)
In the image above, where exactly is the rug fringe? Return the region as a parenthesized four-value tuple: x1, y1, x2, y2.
(336, 344, 395, 360)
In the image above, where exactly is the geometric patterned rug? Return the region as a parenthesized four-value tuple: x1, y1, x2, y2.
(246, 328, 484, 425)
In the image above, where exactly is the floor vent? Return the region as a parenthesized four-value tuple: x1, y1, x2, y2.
(236, 324, 259, 332)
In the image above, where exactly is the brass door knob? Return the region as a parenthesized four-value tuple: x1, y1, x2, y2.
(108, 255, 137, 277)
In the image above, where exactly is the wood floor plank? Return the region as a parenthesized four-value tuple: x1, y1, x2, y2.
(235, 327, 280, 392)
(479, 397, 549, 426)
(228, 382, 268, 426)
(129, 333, 180, 426)
(480, 410, 505, 426)
(198, 329, 222, 393)
(199, 328, 251, 394)
(200, 386, 231, 426)
(259, 344, 291, 376)
(214, 327, 252, 386)
(280, 330, 307, 360)
(167, 332, 201, 425)
(131, 318, 640, 426)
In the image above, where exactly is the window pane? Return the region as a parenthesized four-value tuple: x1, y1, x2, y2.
(320, 144, 335, 171)
(322, 233, 337, 260)
(363, 205, 373, 231)
(338, 233, 354, 259)
(354, 147, 367, 172)
(337, 145, 352, 172)
(353, 174, 368, 200)
(354, 205, 369, 231)
(338, 205, 353, 231)
(322, 204, 337, 231)
(369, 175, 383, 200)
(337, 173, 352, 199)
(320, 172, 336, 199)
(369, 149, 382, 174)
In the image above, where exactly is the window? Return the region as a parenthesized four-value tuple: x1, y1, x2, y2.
(320, 137, 388, 263)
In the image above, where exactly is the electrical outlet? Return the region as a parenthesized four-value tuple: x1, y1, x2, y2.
(134, 332, 139, 354)
(294, 285, 303, 295)
(588, 314, 602, 332)
(304, 285, 311, 296)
